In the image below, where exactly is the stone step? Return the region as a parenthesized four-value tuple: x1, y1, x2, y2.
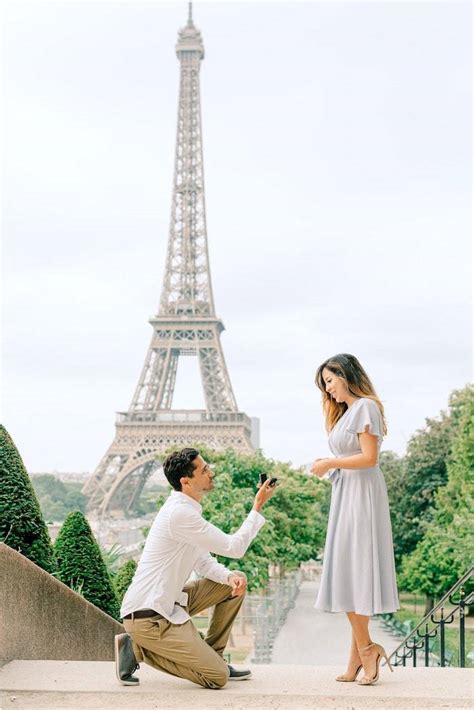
(0, 660, 472, 709)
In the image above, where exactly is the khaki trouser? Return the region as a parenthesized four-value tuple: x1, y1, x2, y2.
(123, 578, 244, 689)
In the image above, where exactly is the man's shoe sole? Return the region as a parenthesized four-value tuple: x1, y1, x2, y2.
(114, 633, 140, 686)
(229, 673, 252, 681)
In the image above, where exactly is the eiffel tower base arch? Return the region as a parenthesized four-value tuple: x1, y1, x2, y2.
(83, 411, 254, 517)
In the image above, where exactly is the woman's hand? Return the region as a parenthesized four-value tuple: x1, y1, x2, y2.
(310, 458, 333, 478)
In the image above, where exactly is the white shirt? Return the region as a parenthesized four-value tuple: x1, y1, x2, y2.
(120, 490, 266, 624)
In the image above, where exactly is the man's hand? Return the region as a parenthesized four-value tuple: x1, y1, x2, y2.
(310, 458, 333, 478)
(253, 478, 278, 512)
(228, 572, 247, 597)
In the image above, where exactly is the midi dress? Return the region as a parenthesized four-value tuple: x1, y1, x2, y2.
(314, 397, 399, 616)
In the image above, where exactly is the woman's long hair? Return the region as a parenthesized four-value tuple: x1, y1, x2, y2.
(315, 353, 387, 433)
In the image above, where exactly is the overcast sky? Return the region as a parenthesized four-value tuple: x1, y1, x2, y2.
(1, 0, 472, 474)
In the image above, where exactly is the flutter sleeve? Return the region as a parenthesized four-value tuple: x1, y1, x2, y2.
(346, 399, 383, 438)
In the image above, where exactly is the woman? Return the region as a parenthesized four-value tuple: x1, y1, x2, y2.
(311, 353, 399, 686)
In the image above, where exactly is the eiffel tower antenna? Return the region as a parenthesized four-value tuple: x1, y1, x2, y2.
(83, 6, 257, 516)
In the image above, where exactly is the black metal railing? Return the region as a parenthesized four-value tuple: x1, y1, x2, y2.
(386, 566, 473, 668)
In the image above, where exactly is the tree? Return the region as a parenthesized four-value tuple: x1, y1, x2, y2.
(157, 447, 331, 592)
(201, 469, 274, 590)
(389, 387, 471, 567)
(64, 488, 88, 513)
(399, 387, 474, 611)
(32, 474, 68, 500)
(0, 425, 56, 573)
(259, 460, 328, 577)
(31, 474, 88, 522)
(54, 511, 120, 619)
(380, 450, 408, 567)
(114, 559, 138, 603)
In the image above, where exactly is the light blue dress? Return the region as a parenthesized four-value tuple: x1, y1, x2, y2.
(314, 398, 399, 616)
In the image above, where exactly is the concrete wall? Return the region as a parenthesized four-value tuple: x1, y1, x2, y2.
(0, 543, 123, 666)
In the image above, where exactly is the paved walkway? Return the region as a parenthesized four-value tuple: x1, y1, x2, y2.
(271, 579, 397, 665)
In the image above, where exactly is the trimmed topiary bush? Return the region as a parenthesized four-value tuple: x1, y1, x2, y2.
(54, 511, 120, 619)
(114, 558, 138, 603)
(0, 425, 56, 573)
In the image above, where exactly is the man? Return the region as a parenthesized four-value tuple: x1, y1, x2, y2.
(115, 447, 276, 689)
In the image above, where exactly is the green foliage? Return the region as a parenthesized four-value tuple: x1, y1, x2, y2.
(31, 474, 88, 522)
(114, 559, 138, 603)
(54, 511, 120, 619)
(202, 469, 271, 590)
(192, 448, 328, 591)
(212, 448, 274, 490)
(99, 543, 125, 581)
(0, 425, 56, 573)
(381, 450, 408, 566)
(388, 386, 472, 567)
(399, 387, 474, 598)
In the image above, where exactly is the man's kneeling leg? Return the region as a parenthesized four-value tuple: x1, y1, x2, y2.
(125, 616, 230, 689)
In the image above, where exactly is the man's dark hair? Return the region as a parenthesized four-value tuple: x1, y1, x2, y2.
(163, 448, 200, 491)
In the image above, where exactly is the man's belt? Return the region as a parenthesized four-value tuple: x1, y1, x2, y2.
(123, 609, 162, 620)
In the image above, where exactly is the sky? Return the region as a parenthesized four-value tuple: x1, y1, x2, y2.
(1, 0, 472, 474)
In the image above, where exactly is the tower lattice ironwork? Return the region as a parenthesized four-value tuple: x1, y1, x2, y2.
(83, 5, 256, 516)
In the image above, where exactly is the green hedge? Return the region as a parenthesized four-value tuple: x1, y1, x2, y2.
(54, 511, 120, 619)
(0, 425, 56, 573)
(114, 559, 137, 604)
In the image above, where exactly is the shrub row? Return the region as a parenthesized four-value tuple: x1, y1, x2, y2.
(0, 425, 136, 620)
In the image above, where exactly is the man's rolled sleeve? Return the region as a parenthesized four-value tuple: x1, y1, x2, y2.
(194, 551, 232, 585)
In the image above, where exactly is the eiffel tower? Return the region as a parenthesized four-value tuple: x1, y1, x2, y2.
(83, 4, 256, 516)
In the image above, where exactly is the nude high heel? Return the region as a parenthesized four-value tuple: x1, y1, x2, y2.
(335, 664, 362, 682)
(336, 633, 363, 682)
(357, 642, 393, 686)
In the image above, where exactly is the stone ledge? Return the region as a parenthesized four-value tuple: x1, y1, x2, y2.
(0, 544, 123, 666)
(0, 661, 472, 709)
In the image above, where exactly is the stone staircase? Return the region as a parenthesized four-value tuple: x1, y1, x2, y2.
(1, 548, 472, 708)
(0, 544, 122, 667)
(0, 660, 472, 709)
